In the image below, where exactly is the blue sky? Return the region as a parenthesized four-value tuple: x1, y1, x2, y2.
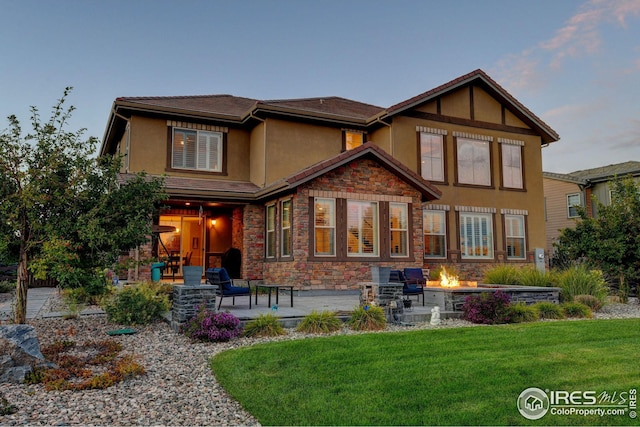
(1, 0, 639, 173)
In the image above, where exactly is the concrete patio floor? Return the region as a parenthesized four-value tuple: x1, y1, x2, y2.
(0, 286, 452, 327)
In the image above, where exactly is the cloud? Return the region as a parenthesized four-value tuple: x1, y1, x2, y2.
(495, 0, 640, 92)
(609, 118, 640, 150)
(543, 0, 640, 66)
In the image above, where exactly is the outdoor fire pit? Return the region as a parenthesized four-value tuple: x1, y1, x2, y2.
(424, 268, 560, 311)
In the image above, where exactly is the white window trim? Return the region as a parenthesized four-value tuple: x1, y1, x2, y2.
(314, 198, 336, 257)
(389, 202, 409, 258)
(459, 212, 494, 259)
(280, 199, 292, 257)
(424, 209, 447, 259)
(265, 204, 276, 259)
(505, 214, 526, 260)
(567, 193, 581, 218)
(172, 128, 223, 172)
(347, 200, 379, 257)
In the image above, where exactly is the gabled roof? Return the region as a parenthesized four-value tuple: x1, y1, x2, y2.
(386, 69, 559, 144)
(544, 161, 640, 186)
(102, 69, 559, 155)
(542, 171, 586, 185)
(568, 161, 640, 182)
(260, 142, 442, 202)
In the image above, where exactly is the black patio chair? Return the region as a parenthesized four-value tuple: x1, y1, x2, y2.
(205, 267, 252, 310)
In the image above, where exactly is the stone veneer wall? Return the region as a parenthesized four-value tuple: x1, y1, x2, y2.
(258, 158, 426, 290)
(170, 284, 217, 332)
(242, 204, 265, 280)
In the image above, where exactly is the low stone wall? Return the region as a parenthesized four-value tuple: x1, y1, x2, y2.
(424, 285, 560, 312)
(171, 284, 217, 332)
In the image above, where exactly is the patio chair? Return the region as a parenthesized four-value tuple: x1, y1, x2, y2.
(390, 269, 425, 306)
(404, 267, 426, 306)
(205, 267, 252, 310)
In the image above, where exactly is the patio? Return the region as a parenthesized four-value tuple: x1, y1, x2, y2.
(171, 284, 448, 328)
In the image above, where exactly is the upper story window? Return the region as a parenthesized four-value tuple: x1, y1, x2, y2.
(420, 132, 444, 182)
(172, 128, 222, 172)
(567, 193, 582, 218)
(314, 198, 336, 256)
(459, 212, 494, 259)
(389, 203, 408, 257)
(347, 200, 379, 257)
(344, 131, 364, 151)
(501, 142, 523, 189)
(456, 137, 492, 187)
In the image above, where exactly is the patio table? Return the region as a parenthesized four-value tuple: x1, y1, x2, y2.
(254, 284, 294, 307)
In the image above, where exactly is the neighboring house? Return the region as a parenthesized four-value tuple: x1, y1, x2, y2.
(543, 161, 640, 260)
(100, 69, 559, 288)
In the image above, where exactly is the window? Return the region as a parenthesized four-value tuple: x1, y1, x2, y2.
(389, 203, 408, 257)
(457, 138, 491, 186)
(345, 131, 364, 150)
(420, 132, 444, 181)
(281, 200, 292, 257)
(567, 193, 581, 218)
(347, 201, 378, 256)
(460, 213, 493, 259)
(505, 215, 525, 259)
(266, 205, 276, 258)
(172, 128, 222, 172)
(501, 144, 523, 189)
(424, 210, 446, 258)
(314, 198, 335, 256)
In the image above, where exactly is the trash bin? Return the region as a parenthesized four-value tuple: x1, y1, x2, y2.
(151, 262, 165, 282)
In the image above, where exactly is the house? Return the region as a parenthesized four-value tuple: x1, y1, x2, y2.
(100, 69, 559, 288)
(543, 161, 640, 261)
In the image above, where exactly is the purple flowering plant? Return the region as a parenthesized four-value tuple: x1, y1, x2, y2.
(461, 290, 512, 324)
(181, 304, 243, 342)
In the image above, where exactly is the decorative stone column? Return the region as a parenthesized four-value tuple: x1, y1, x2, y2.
(171, 284, 217, 332)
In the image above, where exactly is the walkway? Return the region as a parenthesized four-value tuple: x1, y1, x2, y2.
(0, 287, 57, 321)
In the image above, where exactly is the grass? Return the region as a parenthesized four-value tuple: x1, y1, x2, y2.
(211, 319, 640, 426)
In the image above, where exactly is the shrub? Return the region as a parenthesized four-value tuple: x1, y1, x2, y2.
(0, 280, 15, 294)
(483, 265, 520, 286)
(518, 267, 554, 287)
(182, 304, 243, 342)
(507, 303, 539, 323)
(244, 314, 286, 337)
(561, 302, 593, 318)
(461, 291, 512, 324)
(101, 282, 170, 325)
(556, 265, 608, 304)
(574, 294, 603, 311)
(297, 310, 343, 334)
(534, 302, 565, 320)
(348, 305, 386, 331)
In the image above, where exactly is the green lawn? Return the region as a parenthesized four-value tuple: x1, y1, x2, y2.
(211, 319, 640, 426)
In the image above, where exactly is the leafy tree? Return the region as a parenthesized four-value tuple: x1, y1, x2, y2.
(0, 88, 166, 323)
(553, 176, 640, 297)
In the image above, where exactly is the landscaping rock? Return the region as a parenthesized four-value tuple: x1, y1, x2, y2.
(0, 324, 47, 383)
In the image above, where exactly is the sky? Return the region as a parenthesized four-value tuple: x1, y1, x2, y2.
(1, 0, 639, 174)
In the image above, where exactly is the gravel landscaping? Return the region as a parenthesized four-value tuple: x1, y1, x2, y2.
(1, 296, 639, 426)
